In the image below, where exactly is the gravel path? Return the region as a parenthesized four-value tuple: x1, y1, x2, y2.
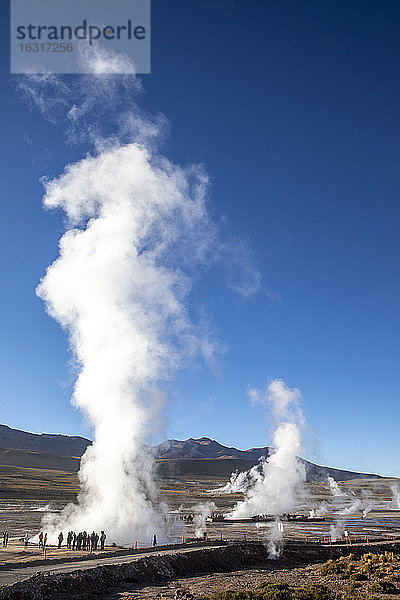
(0, 544, 222, 587)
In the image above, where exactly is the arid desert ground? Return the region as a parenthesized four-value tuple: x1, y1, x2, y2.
(1, 463, 400, 600)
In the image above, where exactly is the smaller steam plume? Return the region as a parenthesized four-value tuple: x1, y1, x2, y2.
(309, 502, 328, 518)
(192, 502, 216, 538)
(391, 484, 400, 509)
(267, 519, 284, 558)
(338, 496, 362, 516)
(327, 476, 346, 497)
(329, 520, 346, 542)
(328, 478, 376, 517)
(213, 461, 266, 494)
(230, 379, 306, 518)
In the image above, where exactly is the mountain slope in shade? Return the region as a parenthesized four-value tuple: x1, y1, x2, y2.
(0, 447, 80, 472)
(0, 424, 91, 458)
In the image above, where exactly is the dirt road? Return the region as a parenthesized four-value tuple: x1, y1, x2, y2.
(0, 543, 223, 588)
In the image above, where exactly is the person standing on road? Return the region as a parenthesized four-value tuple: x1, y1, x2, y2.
(100, 530, 106, 550)
(24, 533, 29, 549)
(58, 532, 64, 549)
(152, 534, 157, 547)
(3, 532, 9, 547)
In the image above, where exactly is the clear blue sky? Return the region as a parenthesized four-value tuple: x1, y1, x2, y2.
(0, 1, 399, 476)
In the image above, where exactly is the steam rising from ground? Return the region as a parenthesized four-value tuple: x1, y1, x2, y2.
(327, 478, 375, 518)
(230, 380, 306, 518)
(38, 143, 216, 543)
(391, 484, 400, 509)
(267, 520, 284, 558)
(192, 502, 216, 537)
(214, 460, 266, 494)
(327, 476, 346, 497)
(26, 47, 261, 544)
(309, 501, 328, 518)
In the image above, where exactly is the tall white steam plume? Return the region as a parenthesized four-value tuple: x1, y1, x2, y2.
(28, 48, 224, 545)
(37, 143, 215, 544)
(230, 379, 306, 518)
(24, 46, 260, 545)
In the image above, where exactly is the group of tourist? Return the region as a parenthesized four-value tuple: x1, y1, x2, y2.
(61, 530, 107, 551)
(1, 530, 107, 551)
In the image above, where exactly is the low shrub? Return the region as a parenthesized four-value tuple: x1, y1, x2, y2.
(293, 584, 334, 599)
(321, 557, 354, 579)
(349, 573, 368, 581)
(212, 591, 251, 600)
(321, 560, 346, 576)
(369, 580, 399, 594)
(255, 583, 292, 600)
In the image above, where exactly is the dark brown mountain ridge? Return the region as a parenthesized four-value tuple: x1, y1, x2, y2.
(0, 424, 383, 481)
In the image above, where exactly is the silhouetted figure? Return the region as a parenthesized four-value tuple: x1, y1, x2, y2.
(58, 532, 64, 549)
(24, 533, 29, 549)
(66, 531, 72, 549)
(72, 532, 76, 550)
(3, 532, 9, 547)
(152, 534, 157, 547)
(91, 531, 96, 551)
(100, 531, 106, 550)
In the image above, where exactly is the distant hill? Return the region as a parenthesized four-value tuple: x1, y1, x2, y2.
(0, 447, 80, 472)
(0, 424, 91, 458)
(153, 437, 269, 461)
(152, 438, 382, 481)
(0, 424, 383, 481)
